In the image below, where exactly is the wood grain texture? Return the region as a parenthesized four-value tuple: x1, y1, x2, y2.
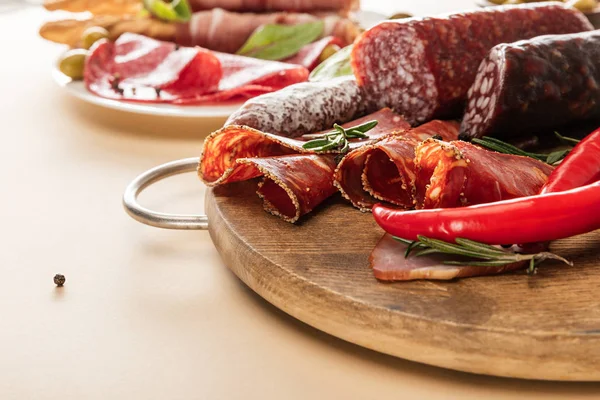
(206, 181, 600, 381)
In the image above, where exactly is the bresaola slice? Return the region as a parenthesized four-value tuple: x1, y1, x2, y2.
(334, 120, 460, 211)
(370, 234, 526, 281)
(413, 140, 554, 209)
(199, 108, 408, 185)
(84, 33, 308, 104)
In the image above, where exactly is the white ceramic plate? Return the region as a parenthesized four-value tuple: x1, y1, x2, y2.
(52, 68, 242, 118)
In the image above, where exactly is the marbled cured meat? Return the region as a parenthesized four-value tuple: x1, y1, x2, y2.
(199, 108, 408, 185)
(198, 109, 409, 222)
(461, 31, 600, 140)
(369, 234, 526, 281)
(413, 140, 554, 209)
(176, 9, 358, 54)
(187, 0, 358, 13)
(84, 33, 308, 104)
(334, 121, 459, 211)
(225, 76, 373, 138)
(350, 3, 593, 125)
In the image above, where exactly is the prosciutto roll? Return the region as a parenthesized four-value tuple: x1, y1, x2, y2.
(176, 9, 359, 53)
(187, 0, 358, 13)
(351, 3, 593, 124)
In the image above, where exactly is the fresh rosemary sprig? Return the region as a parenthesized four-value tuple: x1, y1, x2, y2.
(301, 120, 378, 153)
(393, 235, 572, 274)
(472, 132, 580, 165)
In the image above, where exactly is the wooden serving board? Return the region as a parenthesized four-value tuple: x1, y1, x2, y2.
(206, 181, 600, 381)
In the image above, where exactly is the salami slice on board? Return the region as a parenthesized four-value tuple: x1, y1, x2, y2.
(334, 121, 459, 211)
(369, 234, 526, 281)
(413, 140, 554, 209)
(461, 31, 600, 140)
(84, 33, 308, 104)
(199, 108, 408, 185)
(351, 3, 593, 125)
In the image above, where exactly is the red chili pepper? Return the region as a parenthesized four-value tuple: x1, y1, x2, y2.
(541, 127, 600, 193)
(372, 181, 600, 245)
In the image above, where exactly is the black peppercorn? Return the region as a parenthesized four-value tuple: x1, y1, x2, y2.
(54, 274, 66, 287)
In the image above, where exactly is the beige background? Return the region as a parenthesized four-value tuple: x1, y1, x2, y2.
(2, 2, 600, 399)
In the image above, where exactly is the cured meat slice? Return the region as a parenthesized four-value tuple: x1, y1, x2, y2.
(413, 140, 554, 209)
(461, 31, 600, 140)
(187, 0, 358, 13)
(240, 155, 338, 223)
(225, 76, 373, 138)
(369, 234, 526, 281)
(351, 3, 593, 125)
(199, 108, 409, 185)
(84, 33, 308, 104)
(176, 9, 358, 54)
(334, 120, 459, 211)
(284, 36, 344, 71)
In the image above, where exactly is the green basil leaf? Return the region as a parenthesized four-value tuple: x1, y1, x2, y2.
(309, 45, 353, 82)
(143, 0, 192, 22)
(236, 21, 324, 61)
(546, 149, 570, 165)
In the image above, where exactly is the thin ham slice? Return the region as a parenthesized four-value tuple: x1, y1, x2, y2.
(334, 121, 460, 211)
(370, 234, 526, 281)
(84, 33, 308, 104)
(284, 36, 344, 70)
(176, 9, 358, 54)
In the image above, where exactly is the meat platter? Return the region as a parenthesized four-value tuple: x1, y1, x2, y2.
(75, 1, 600, 380)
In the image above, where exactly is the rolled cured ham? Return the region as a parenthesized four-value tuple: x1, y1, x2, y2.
(199, 108, 410, 222)
(84, 33, 308, 104)
(187, 0, 358, 13)
(461, 31, 600, 140)
(351, 3, 593, 125)
(176, 9, 359, 53)
(413, 140, 554, 209)
(334, 120, 460, 211)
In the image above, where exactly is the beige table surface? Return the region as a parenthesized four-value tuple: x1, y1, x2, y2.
(2, 2, 600, 399)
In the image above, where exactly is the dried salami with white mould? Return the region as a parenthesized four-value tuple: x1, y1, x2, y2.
(460, 30, 600, 140)
(351, 3, 594, 125)
(224, 76, 373, 138)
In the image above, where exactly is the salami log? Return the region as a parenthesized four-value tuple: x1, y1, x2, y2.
(334, 121, 459, 211)
(413, 140, 554, 209)
(461, 31, 600, 140)
(225, 76, 374, 138)
(84, 33, 308, 104)
(351, 3, 593, 125)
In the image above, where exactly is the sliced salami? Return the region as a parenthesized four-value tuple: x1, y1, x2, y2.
(224, 76, 372, 138)
(351, 3, 593, 125)
(199, 108, 408, 185)
(334, 120, 459, 211)
(461, 31, 600, 140)
(369, 234, 526, 281)
(84, 33, 308, 104)
(413, 140, 554, 209)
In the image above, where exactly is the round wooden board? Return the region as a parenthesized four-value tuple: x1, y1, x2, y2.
(205, 181, 600, 381)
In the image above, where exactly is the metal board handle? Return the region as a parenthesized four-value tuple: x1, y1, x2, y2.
(123, 157, 208, 230)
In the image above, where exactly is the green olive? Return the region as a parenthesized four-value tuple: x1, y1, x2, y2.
(389, 12, 413, 19)
(58, 49, 88, 80)
(565, 0, 597, 12)
(318, 44, 342, 64)
(81, 26, 109, 50)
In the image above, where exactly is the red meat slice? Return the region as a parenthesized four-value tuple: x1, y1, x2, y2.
(284, 36, 344, 71)
(84, 33, 309, 104)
